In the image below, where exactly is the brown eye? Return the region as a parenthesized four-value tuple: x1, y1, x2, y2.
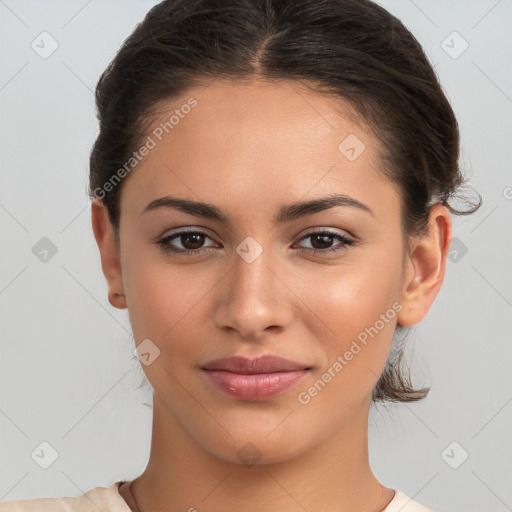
(296, 230, 355, 255)
(178, 232, 207, 250)
(310, 233, 336, 249)
(156, 229, 217, 255)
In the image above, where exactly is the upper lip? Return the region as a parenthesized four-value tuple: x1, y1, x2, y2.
(202, 355, 310, 374)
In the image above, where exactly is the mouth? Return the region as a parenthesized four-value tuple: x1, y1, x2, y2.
(201, 355, 311, 401)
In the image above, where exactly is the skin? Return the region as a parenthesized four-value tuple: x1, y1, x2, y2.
(91, 78, 451, 512)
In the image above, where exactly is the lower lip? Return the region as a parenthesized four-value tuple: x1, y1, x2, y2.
(202, 369, 309, 401)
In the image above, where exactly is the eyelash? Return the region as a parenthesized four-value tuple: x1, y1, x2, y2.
(155, 228, 355, 257)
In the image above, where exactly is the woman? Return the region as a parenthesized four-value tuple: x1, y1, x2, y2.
(0, 0, 481, 511)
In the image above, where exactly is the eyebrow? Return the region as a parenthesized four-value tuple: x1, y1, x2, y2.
(140, 193, 374, 223)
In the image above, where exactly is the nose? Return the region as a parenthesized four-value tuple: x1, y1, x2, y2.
(212, 248, 294, 342)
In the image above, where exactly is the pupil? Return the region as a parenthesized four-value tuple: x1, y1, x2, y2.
(183, 233, 204, 249)
(312, 234, 332, 249)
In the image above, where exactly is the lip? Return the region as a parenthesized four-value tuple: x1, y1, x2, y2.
(201, 355, 311, 401)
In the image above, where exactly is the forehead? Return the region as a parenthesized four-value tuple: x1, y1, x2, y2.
(120, 78, 401, 222)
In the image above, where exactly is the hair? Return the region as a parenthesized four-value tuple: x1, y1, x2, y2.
(89, 0, 481, 403)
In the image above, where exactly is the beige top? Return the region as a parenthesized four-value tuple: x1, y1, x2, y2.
(0, 480, 434, 511)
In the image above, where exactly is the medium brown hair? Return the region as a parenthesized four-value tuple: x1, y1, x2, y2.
(89, 0, 481, 403)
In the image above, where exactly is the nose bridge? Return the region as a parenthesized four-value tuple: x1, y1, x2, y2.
(214, 239, 291, 339)
(233, 245, 274, 301)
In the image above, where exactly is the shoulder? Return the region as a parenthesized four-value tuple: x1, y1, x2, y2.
(0, 481, 131, 512)
(383, 490, 435, 512)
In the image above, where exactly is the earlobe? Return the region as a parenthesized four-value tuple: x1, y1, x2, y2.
(397, 204, 452, 327)
(91, 198, 127, 310)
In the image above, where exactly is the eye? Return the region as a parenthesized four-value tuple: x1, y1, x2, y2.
(154, 228, 356, 257)
(294, 229, 355, 255)
(155, 228, 218, 256)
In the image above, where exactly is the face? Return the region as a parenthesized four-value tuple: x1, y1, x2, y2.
(94, 79, 447, 465)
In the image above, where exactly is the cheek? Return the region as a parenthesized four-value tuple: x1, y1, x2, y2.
(299, 248, 404, 338)
(293, 243, 404, 395)
(123, 252, 219, 369)
(123, 265, 207, 401)
(126, 264, 196, 333)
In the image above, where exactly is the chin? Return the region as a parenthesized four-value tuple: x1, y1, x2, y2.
(194, 420, 316, 467)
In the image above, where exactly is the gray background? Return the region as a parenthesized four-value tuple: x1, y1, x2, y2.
(0, 1, 511, 511)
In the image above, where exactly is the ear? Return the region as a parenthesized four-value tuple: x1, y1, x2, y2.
(90, 198, 127, 310)
(397, 203, 452, 327)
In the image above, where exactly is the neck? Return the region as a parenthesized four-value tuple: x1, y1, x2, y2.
(129, 393, 393, 512)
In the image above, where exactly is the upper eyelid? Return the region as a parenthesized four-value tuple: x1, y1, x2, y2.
(159, 227, 217, 242)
